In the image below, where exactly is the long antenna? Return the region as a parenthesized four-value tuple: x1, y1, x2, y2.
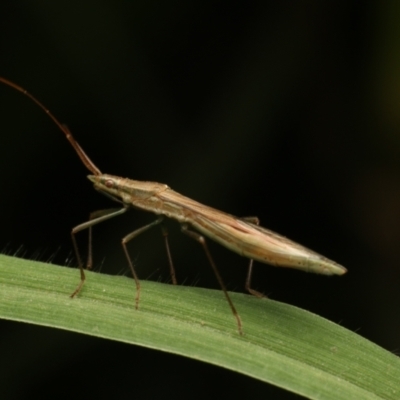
(0, 76, 101, 175)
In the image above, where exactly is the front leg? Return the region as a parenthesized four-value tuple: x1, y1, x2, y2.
(70, 207, 128, 298)
(121, 217, 166, 309)
(87, 208, 125, 270)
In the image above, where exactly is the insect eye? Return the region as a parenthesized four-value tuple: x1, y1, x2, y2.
(105, 179, 114, 188)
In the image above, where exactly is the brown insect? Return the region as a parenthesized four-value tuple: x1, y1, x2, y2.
(0, 77, 347, 334)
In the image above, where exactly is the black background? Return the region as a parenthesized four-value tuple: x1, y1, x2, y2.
(0, 2, 399, 399)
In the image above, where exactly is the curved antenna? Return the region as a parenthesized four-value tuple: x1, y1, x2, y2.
(0, 76, 101, 175)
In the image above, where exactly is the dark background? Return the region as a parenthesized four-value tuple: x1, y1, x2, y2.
(0, 2, 399, 399)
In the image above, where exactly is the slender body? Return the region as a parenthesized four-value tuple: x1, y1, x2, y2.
(0, 76, 347, 334)
(95, 175, 345, 275)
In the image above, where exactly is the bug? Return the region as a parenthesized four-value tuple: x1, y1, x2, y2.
(0, 76, 346, 335)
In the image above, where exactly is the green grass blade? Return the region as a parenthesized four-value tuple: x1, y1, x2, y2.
(0, 254, 399, 399)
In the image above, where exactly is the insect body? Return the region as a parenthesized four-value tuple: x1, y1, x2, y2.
(93, 174, 345, 274)
(0, 77, 347, 335)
